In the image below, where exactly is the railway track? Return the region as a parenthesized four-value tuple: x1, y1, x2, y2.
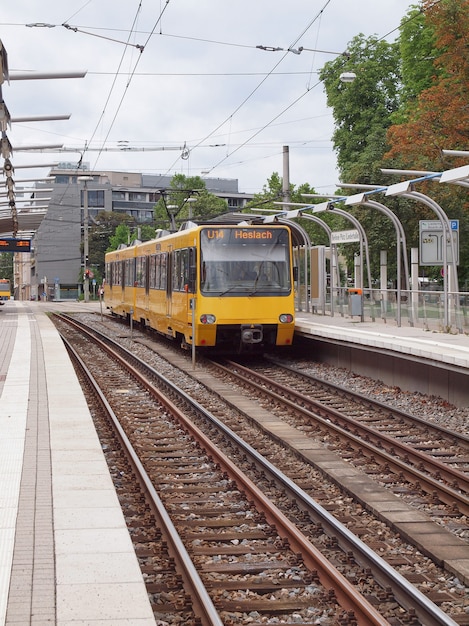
(55, 315, 386, 625)
(256, 357, 469, 478)
(52, 312, 469, 624)
(209, 358, 469, 519)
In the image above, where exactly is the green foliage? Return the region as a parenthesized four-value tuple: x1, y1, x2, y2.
(107, 224, 132, 252)
(0, 252, 13, 283)
(312, 2, 469, 287)
(154, 174, 227, 229)
(89, 211, 156, 283)
(245, 173, 331, 247)
(246, 172, 284, 211)
(138, 224, 157, 241)
(82, 212, 135, 282)
(394, 4, 439, 121)
(319, 34, 401, 184)
(384, 0, 469, 287)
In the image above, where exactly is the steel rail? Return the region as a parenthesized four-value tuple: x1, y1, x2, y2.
(55, 313, 459, 625)
(56, 313, 389, 625)
(219, 360, 469, 515)
(62, 336, 224, 626)
(267, 357, 469, 449)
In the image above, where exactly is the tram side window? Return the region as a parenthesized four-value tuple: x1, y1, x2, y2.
(160, 253, 167, 289)
(117, 261, 122, 287)
(125, 258, 135, 287)
(136, 256, 146, 288)
(172, 248, 191, 292)
(149, 255, 157, 289)
(149, 253, 167, 290)
(106, 262, 112, 287)
(110, 261, 122, 287)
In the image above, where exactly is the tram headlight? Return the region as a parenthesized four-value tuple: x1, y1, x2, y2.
(279, 313, 294, 324)
(200, 313, 216, 324)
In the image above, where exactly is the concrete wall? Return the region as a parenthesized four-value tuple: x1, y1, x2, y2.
(294, 337, 469, 409)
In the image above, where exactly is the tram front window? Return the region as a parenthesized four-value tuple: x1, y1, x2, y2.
(200, 228, 291, 296)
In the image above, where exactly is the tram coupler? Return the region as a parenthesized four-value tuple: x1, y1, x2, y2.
(240, 324, 263, 344)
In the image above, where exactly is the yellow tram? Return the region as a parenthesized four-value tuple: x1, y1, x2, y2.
(0, 279, 11, 303)
(104, 222, 296, 353)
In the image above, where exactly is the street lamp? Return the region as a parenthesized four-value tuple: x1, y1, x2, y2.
(184, 197, 198, 220)
(78, 175, 93, 302)
(167, 205, 178, 231)
(339, 72, 357, 83)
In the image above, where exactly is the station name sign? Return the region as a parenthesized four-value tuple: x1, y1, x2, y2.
(0, 238, 31, 252)
(330, 229, 360, 244)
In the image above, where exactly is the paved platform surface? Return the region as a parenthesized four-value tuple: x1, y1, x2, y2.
(0, 300, 155, 625)
(295, 310, 469, 370)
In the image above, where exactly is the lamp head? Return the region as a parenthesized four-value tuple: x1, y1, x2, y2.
(339, 72, 356, 83)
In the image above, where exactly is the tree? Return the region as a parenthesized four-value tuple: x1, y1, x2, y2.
(313, 2, 469, 287)
(245, 173, 334, 247)
(384, 0, 469, 287)
(85, 211, 149, 282)
(319, 34, 401, 185)
(107, 223, 133, 252)
(394, 4, 438, 121)
(154, 174, 227, 229)
(386, 0, 469, 169)
(247, 172, 284, 209)
(0, 253, 13, 283)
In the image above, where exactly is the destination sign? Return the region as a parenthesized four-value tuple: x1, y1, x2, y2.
(204, 228, 275, 240)
(0, 238, 31, 252)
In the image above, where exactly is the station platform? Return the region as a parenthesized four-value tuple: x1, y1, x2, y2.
(0, 300, 156, 625)
(294, 308, 469, 408)
(1, 299, 468, 625)
(295, 309, 469, 371)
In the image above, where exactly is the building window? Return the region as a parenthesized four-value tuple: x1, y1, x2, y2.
(81, 190, 105, 207)
(128, 192, 145, 201)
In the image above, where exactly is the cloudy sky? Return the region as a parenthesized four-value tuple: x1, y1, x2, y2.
(2, 0, 412, 195)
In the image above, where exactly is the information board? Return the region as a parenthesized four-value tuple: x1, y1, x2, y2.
(419, 220, 459, 266)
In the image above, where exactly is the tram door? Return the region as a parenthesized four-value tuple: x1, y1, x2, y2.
(166, 249, 173, 320)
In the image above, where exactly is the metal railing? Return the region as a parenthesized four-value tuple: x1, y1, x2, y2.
(302, 287, 469, 333)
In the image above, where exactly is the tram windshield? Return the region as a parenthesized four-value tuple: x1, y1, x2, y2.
(200, 227, 291, 296)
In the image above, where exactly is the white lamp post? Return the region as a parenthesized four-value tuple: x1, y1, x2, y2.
(78, 176, 93, 302)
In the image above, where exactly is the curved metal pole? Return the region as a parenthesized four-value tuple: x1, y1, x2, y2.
(364, 199, 412, 327)
(277, 217, 312, 313)
(400, 191, 461, 331)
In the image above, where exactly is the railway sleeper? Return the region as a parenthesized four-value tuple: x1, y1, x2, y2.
(205, 577, 317, 592)
(217, 598, 335, 614)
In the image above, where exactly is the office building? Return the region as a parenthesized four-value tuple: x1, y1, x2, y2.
(25, 165, 253, 300)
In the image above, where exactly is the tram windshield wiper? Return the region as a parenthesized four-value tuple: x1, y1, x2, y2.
(216, 285, 244, 296)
